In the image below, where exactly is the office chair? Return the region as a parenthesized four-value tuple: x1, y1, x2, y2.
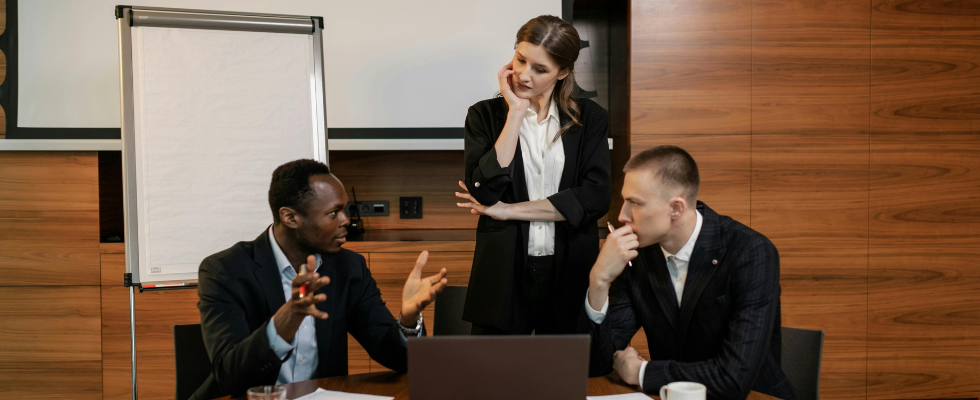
(781, 326, 825, 400)
(173, 324, 212, 400)
(433, 286, 472, 335)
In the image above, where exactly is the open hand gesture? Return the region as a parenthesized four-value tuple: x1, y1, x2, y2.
(455, 181, 509, 220)
(400, 251, 449, 326)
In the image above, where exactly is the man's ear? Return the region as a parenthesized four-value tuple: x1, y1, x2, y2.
(279, 207, 301, 229)
(557, 68, 570, 81)
(669, 197, 687, 219)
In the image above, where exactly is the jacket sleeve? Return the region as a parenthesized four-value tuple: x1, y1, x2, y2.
(640, 239, 781, 400)
(582, 272, 641, 377)
(547, 104, 611, 228)
(346, 256, 411, 373)
(198, 258, 284, 396)
(463, 103, 514, 206)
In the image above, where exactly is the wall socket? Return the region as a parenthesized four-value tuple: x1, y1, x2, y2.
(399, 197, 422, 219)
(345, 201, 389, 217)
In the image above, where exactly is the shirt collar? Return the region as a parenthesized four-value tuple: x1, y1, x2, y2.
(661, 210, 703, 262)
(525, 99, 560, 124)
(268, 225, 322, 274)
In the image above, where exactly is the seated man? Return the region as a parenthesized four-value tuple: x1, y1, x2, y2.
(584, 146, 795, 400)
(192, 159, 448, 399)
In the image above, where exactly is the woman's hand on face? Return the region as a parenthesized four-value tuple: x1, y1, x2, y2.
(455, 181, 510, 221)
(498, 63, 530, 115)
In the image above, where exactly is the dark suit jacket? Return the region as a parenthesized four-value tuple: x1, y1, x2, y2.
(583, 203, 795, 400)
(191, 229, 415, 399)
(462, 97, 611, 333)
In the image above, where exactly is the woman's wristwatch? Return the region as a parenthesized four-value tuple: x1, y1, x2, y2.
(397, 312, 424, 337)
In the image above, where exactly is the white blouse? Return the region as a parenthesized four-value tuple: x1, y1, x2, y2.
(518, 99, 564, 257)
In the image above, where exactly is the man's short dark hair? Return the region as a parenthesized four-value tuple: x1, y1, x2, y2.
(268, 159, 332, 224)
(623, 145, 700, 204)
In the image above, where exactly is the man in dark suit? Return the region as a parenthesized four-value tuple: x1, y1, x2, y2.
(191, 159, 448, 399)
(584, 146, 795, 400)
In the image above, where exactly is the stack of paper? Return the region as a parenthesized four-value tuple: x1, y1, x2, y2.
(294, 388, 394, 400)
(587, 393, 654, 400)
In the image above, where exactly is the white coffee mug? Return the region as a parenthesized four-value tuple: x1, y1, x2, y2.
(660, 381, 706, 400)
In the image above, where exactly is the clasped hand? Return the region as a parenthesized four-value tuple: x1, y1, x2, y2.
(613, 346, 646, 386)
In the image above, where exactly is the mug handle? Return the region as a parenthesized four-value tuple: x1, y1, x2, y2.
(660, 385, 669, 400)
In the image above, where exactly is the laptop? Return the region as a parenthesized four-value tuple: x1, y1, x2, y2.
(407, 335, 590, 400)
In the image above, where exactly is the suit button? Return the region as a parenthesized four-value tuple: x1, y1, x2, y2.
(474, 182, 481, 188)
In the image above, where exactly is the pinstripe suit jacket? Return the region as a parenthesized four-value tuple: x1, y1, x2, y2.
(583, 202, 796, 400)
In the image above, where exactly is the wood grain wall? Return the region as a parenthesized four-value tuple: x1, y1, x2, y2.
(631, 1, 979, 400)
(0, 152, 102, 400)
(329, 151, 476, 230)
(868, 0, 980, 398)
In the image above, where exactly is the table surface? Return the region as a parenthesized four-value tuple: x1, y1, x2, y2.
(225, 371, 780, 400)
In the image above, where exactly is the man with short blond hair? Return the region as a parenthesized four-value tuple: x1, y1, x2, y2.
(583, 145, 795, 400)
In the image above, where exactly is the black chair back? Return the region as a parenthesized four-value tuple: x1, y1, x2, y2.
(174, 324, 212, 400)
(433, 286, 472, 335)
(781, 326, 825, 400)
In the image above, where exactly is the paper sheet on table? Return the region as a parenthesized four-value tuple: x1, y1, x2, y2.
(294, 388, 394, 400)
(587, 393, 654, 400)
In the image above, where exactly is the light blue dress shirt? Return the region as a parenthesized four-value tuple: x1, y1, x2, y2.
(265, 226, 322, 385)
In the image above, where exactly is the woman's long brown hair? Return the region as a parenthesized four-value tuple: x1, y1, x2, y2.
(515, 15, 582, 143)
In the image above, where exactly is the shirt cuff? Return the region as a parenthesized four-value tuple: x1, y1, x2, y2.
(266, 318, 295, 360)
(584, 288, 609, 324)
(638, 360, 648, 389)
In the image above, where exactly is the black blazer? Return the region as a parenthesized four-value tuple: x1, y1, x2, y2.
(583, 203, 795, 400)
(462, 97, 611, 333)
(191, 229, 414, 399)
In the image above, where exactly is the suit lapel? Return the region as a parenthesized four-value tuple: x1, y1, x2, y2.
(638, 246, 679, 330)
(677, 203, 727, 337)
(252, 229, 286, 318)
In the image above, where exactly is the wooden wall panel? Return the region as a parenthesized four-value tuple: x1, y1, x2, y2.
(870, 1, 980, 398)
(102, 253, 126, 287)
(102, 286, 133, 400)
(134, 289, 203, 400)
(0, 152, 100, 286)
(329, 151, 476, 230)
(868, 137, 980, 399)
(750, 1, 871, 399)
(630, 0, 752, 221)
(0, 286, 103, 400)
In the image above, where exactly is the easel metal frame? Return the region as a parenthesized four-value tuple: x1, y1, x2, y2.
(116, 6, 329, 399)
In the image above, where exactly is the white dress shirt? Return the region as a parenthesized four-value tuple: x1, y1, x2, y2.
(584, 210, 704, 388)
(519, 99, 564, 256)
(265, 226, 322, 385)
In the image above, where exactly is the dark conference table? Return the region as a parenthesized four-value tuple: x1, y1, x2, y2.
(223, 371, 781, 400)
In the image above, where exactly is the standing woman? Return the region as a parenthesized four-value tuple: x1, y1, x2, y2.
(455, 15, 611, 335)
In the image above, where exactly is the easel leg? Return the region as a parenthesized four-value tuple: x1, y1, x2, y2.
(130, 285, 138, 400)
